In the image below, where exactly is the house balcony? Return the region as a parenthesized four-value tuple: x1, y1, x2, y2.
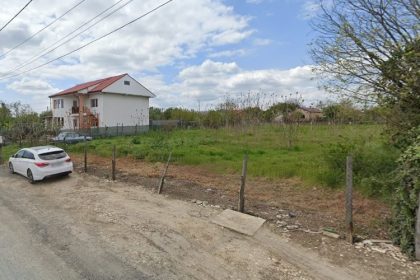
(70, 106, 99, 129)
(71, 106, 79, 114)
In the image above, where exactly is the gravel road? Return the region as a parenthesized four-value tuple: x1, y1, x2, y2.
(0, 167, 374, 279)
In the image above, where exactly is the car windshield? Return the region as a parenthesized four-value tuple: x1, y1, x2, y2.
(38, 150, 67, 160)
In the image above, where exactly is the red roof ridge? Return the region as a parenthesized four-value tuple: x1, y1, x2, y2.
(49, 73, 127, 97)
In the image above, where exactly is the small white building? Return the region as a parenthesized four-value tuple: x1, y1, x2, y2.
(49, 73, 155, 130)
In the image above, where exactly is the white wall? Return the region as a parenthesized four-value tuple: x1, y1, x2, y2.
(50, 74, 153, 129)
(51, 96, 74, 129)
(101, 93, 149, 127)
(51, 94, 104, 129)
(102, 74, 155, 97)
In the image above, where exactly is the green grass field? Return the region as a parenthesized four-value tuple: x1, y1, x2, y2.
(1, 124, 398, 194)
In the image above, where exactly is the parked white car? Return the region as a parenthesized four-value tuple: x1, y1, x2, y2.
(8, 146, 73, 183)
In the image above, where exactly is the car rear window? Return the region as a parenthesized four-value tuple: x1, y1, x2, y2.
(38, 150, 67, 160)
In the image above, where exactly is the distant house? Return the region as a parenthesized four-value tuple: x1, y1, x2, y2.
(49, 74, 155, 130)
(296, 106, 323, 121)
(273, 106, 323, 123)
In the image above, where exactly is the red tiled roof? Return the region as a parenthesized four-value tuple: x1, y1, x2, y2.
(49, 74, 126, 97)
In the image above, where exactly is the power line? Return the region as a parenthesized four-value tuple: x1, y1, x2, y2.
(0, 0, 34, 33)
(0, 0, 174, 81)
(0, 0, 87, 59)
(1, 0, 132, 77)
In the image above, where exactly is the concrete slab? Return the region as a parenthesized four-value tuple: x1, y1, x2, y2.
(211, 209, 266, 236)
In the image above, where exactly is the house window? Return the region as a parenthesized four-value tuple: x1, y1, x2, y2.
(73, 119, 78, 128)
(53, 99, 64, 109)
(90, 98, 98, 108)
(54, 117, 64, 127)
(124, 80, 130, 85)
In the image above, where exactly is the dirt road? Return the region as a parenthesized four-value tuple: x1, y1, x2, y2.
(0, 167, 410, 279)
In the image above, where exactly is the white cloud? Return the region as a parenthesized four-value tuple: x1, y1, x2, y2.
(253, 38, 272, 46)
(208, 49, 247, 58)
(0, 1, 326, 112)
(0, 0, 259, 111)
(7, 78, 60, 97)
(6, 78, 61, 111)
(0, 0, 253, 80)
(300, 0, 332, 20)
(148, 60, 327, 109)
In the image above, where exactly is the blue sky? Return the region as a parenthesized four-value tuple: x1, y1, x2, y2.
(0, 0, 324, 112)
(224, 0, 315, 68)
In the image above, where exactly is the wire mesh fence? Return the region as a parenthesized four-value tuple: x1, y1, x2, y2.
(61, 124, 150, 138)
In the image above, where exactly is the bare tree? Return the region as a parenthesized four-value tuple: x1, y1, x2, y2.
(312, 0, 418, 97)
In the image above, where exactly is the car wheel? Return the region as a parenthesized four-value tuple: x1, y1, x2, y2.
(8, 163, 14, 174)
(27, 169, 35, 184)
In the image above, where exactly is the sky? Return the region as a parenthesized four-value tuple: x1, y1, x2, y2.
(0, 0, 326, 112)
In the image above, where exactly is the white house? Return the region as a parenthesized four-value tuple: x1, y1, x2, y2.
(49, 73, 155, 130)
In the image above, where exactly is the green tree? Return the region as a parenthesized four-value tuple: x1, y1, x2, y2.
(0, 101, 12, 128)
(149, 107, 164, 120)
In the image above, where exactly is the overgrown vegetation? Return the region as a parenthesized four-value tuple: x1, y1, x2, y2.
(149, 98, 383, 128)
(311, 0, 419, 257)
(0, 101, 59, 145)
(52, 124, 396, 197)
(391, 128, 420, 258)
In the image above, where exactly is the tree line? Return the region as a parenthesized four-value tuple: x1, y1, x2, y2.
(150, 99, 384, 128)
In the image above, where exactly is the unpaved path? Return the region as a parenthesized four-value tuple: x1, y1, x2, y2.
(0, 167, 402, 279)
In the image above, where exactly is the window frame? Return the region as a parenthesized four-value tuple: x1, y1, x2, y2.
(90, 98, 98, 108)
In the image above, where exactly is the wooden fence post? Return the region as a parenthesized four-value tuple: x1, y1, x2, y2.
(238, 154, 248, 213)
(345, 155, 353, 244)
(416, 192, 420, 260)
(158, 151, 172, 194)
(84, 138, 87, 173)
(112, 145, 116, 181)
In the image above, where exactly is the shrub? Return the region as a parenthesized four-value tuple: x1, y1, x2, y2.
(131, 137, 141, 145)
(322, 135, 398, 196)
(391, 133, 420, 258)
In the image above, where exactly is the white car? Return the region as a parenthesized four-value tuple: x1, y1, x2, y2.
(8, 146, 73, 183)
